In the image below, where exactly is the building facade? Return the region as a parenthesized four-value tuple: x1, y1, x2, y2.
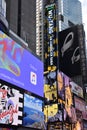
(6, 0, 36, 54)
(58, 0, 82, 31)
(6, 0, 45, 60)
(0, 0, 8, 34)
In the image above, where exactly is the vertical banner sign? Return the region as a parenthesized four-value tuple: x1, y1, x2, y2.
(44, 3, 58, 71)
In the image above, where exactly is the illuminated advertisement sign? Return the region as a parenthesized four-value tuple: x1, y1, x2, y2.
(74, 96, 86, 112)
(48, 122, 62, 130)
(0, 31, 43, 97)
(58, 25, 81, 77)
(44, 104, 58, 122)
(23, 93, 44, 129)
(44, 3, 58, 71)
(70, 81, 83, 98)
(44, 103, 63, 123)
(44, 70, 57, 103)
(0, 79, 23, 126)
(57, 70, 71, 100)
(57, 71, 65, 100)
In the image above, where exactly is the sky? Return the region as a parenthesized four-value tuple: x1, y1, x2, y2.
(79, 0, 87, 40)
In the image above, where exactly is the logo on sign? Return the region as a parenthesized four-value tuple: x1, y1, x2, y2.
(30, 72, 37, 85)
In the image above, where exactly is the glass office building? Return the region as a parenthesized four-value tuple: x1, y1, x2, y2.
(58, 0, 82, 31)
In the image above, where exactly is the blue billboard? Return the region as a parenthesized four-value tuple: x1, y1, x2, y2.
(0, 31, 43, 97)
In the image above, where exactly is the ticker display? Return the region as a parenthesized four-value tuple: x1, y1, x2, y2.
(44, 3, 58, 71)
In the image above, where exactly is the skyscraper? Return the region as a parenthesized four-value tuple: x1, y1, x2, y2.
(6, 0, 83, 61)
(0, 0, 8, 34)
(58, 0, 82, 31)
(6, 0, 45, 60)
(6, 0, 36, 54)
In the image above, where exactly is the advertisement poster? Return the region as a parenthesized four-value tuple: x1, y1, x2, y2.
(70, 81, 83, 98)
(74, 96, 86, 112)
(48, 122, 62, 130)
(44, 104, 58, 123)
(23, 93, 44, 129)
(0, 31, 43, 97)
(44, 3, 58, 71)
(44, 71, 57, 103)
(0, 79, 23, 126)
(58, 25, 81, 77)
(64, 83, 73, 123)
(57, 71, 65, 100)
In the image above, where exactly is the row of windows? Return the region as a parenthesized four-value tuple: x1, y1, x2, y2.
(0, 0, 6, 17)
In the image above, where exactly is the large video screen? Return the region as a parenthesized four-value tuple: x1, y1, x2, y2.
(23, 93, 44, 129)
(44, 70, 57, 104)
(0, 79, 23, 126)
(44, 104, 58, 123)
(58, 25, 81, 77)
(0, 31, 43, 97)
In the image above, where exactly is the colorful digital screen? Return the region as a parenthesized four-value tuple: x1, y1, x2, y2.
(57, 71, 65, 100)
(44, 71, 57, 103)
(0, 31, 43, 97)
(74, 96, 86, 112)
(23, 93, 44, 129)
(0, 79, 23, 126)
(44, 104, 58, 123)
(44, 3, 58, 71)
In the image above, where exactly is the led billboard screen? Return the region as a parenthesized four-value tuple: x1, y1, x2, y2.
(0, 31, 43, 97)
(58, 25, 81, 77)
(57, 71, 65, 100)
(23, 93, 44, 129)
(44, 104, 58, 123)
(44, 3, 58, 71)
(44, 70, 58, 104)
(0, 79, 23, 126)
(70, 81, 83, 98)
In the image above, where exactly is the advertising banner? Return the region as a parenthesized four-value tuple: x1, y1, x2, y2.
(58, 25, 81, 77)
(44, 3, 58, 71)
(23, 93, 44, 129)
(44, 104, 58, 123)
(70, 81, 83, 98)
(0, 79, 23, 126)
(0, 31, 43, 97)
(74, 96, 86, 112)
(57, 71, 65, 100)
(44, 70, 58, 103)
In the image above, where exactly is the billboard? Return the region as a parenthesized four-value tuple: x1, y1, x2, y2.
(48, 122, 62, 130)
(23, 93, 44, 129)
(44, 104, 58, 123)
(70, 81, 83, 98)
(44, 3, 58, 71)
(44, 70, 58, 104)
(0, 31, 43, 97)
(74, 96, 86, 112)
(0, 79, 23, 126)
(57, 71, 65, 100)
(58, 25, 81, 77)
